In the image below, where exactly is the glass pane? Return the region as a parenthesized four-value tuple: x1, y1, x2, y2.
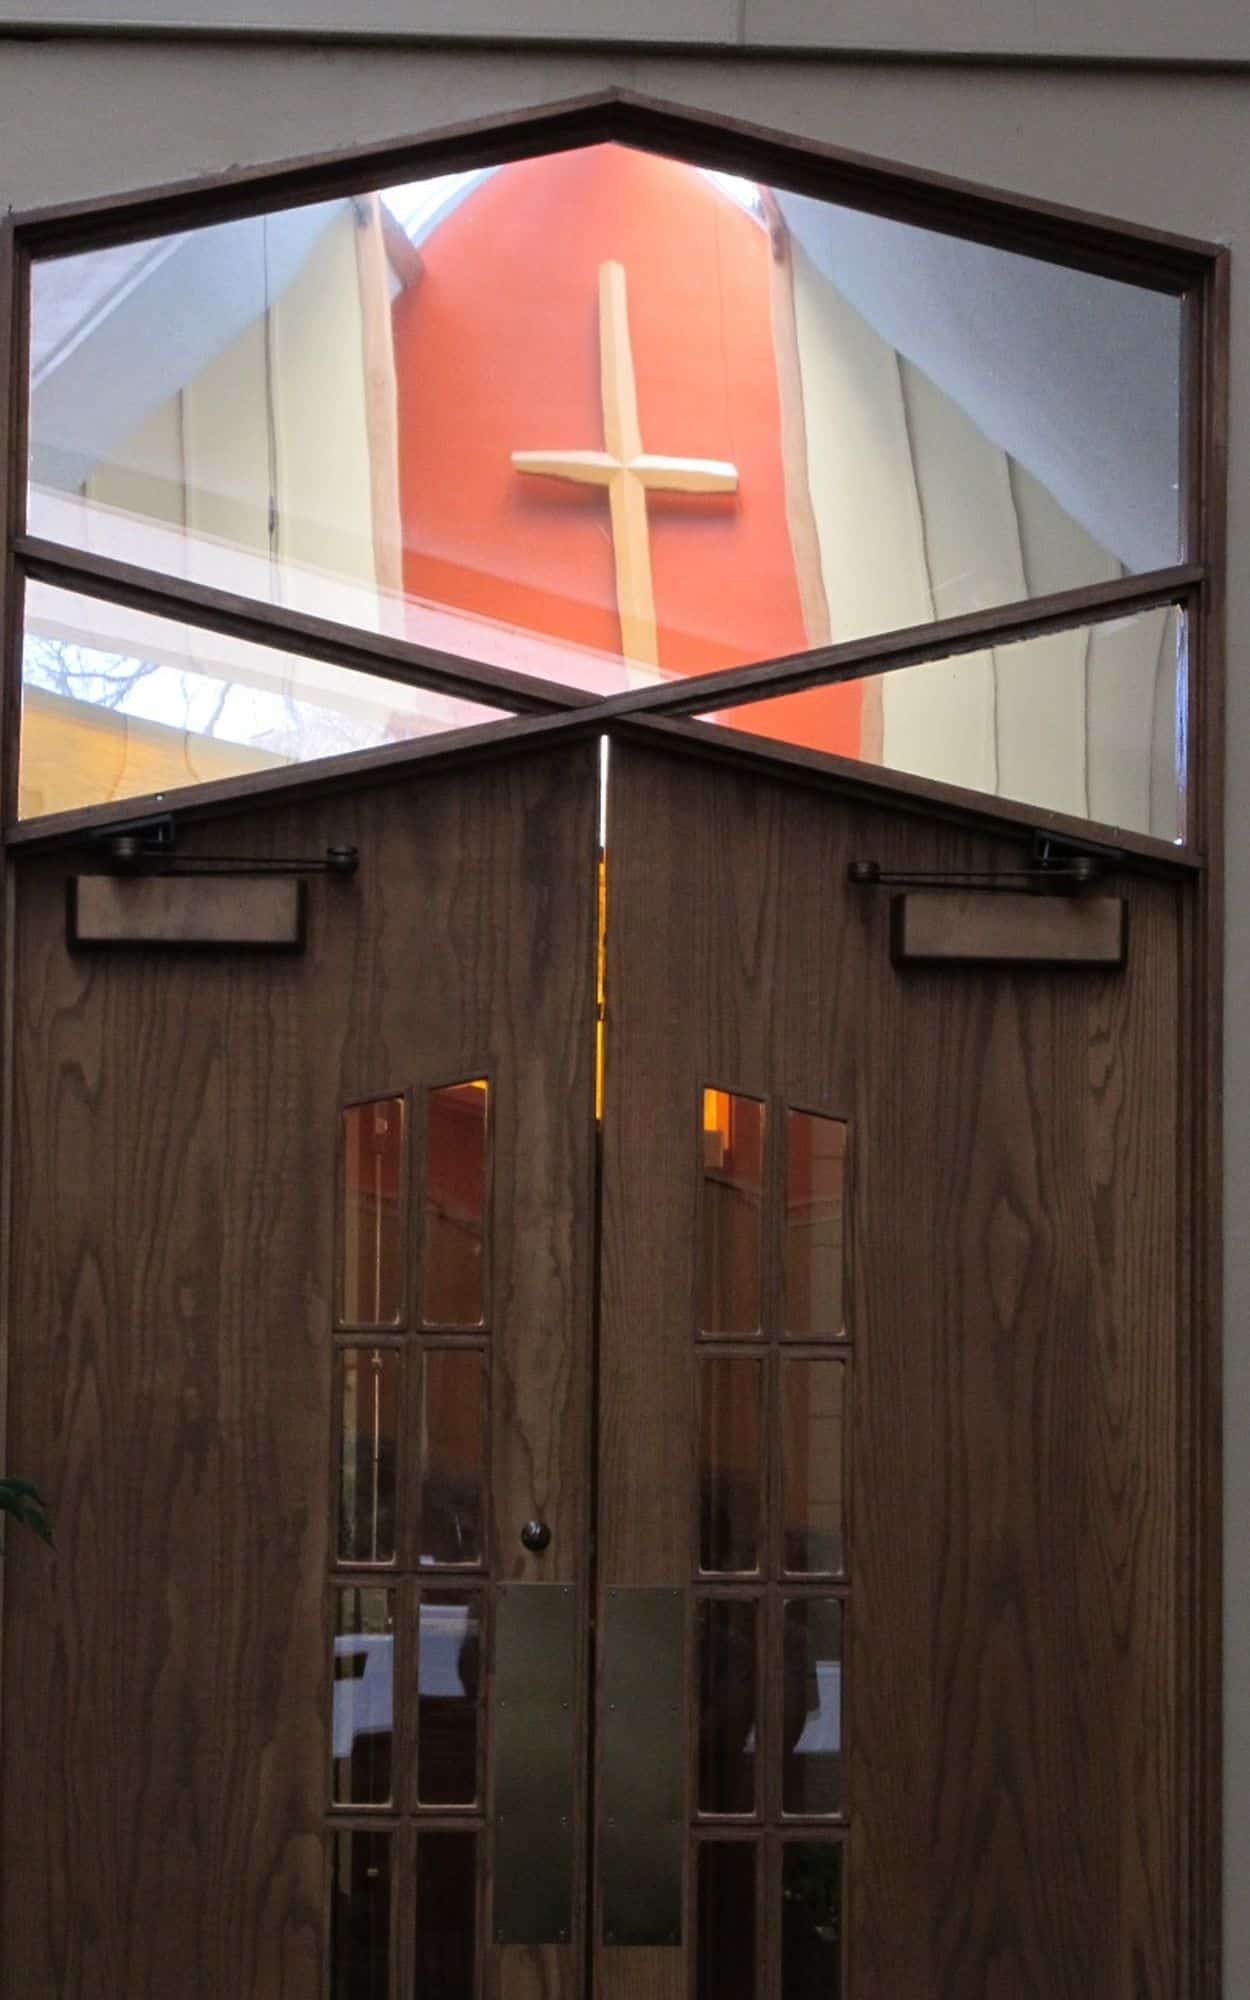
(343, 1098, 406, 1328)
(781, 1360, 845, 1577)
(415, 1832, 477, 1999)
(330, 1827, 391, 2000)
(699, 1356, 762, 1574)
(332, 1587, 394, 1806)
(30, 151, 1181, 714)
(420, 1350, 486, 1567)
(338, 1348, 400, 1565)
(423, 1081, 488, 1327)
(698, 1597, 757, 1815)
(701, 1091, 765, 1336)
(712, 606, 1186, 845)
(697, 1842, 757, 2000)
(417, 1590, 481, 1806)
(785, 1113, 847, 1338)
(18, 581, 506, 823)
(782, 1599, 843, 1817)
(781, 1842, 843, 2000)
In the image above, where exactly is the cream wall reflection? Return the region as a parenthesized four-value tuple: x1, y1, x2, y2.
(85, 200, 391, 607)
(789, 237, 1177, 835)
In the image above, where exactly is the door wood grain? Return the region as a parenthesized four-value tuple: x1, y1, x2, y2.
(0, 730, 1191, 2000)
(1, 741, 598, 2000)
(600, 739, 1183, 2000)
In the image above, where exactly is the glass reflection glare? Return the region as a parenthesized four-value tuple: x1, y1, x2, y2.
(332, 1587, 394, 1807)
(19, 581, 505, 822)
(417, 1591, 481, 1806)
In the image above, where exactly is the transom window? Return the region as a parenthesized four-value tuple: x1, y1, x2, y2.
(9, 99, 1213, 850)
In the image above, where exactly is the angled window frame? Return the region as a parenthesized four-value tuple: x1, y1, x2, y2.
(0, 87, 1227, 870)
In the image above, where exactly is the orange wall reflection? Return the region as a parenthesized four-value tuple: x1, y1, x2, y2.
(392, 144, 861, 756)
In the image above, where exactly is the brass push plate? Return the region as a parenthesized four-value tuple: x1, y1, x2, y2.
(492, 1584, 577, 1946)
(601, 1587, 684, 1947)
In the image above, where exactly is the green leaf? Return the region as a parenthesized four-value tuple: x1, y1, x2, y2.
(0, 1477, 54, 1547)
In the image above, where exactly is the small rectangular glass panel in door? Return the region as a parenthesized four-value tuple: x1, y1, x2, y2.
(781, 1842, 844, 2000)
(423, 1081, 488, 1327)
(343, 1097, 406, 1327)
(698, 1841, 758, 2000)
(330, 1829, 392, 1999)
(415, 1832, 477, 1998)
(698, 1598, 758, 1816)
(420, 1349, 486, 1568)
(417, 1589, 482, 1807)
(702, 1091, 765, 1335)
(337, 1348, 400, 1566)
(333, 1586, 395, 1806)
(699, 1355, 763, 1575)
(785, 1111, 847, 1338)
(781, 1359, 845, 1577)
(782, 1598, 844, 1817)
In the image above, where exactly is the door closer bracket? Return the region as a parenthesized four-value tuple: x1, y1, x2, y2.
(85, 813, 359, 879)
(848, 832, 1112, 895)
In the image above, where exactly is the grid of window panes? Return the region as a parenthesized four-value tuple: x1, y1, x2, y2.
(330, 1082, 490, 2000)
(697, 1089, 849, 1999)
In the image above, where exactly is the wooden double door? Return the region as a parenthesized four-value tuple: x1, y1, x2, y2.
(1, 735, 1188, 1998)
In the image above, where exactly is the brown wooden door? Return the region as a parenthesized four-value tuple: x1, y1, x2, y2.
(1, 732, 1187, 1998)
(1, 740, 600, 2000)
(600, 738, 1184, 2000)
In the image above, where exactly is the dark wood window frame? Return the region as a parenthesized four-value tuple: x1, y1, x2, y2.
(0, 84, 1226, 1993)
(0, 88, 1225, 869)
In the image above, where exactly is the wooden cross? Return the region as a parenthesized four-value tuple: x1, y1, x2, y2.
(512, 260, 738, 671)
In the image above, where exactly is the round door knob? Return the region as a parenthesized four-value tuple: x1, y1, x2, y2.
(520, 1520, 551, 1553)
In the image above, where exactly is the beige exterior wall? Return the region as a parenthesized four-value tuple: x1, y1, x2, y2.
(0, 34, 1244, 1983)
(2, 0, 1250, 62)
